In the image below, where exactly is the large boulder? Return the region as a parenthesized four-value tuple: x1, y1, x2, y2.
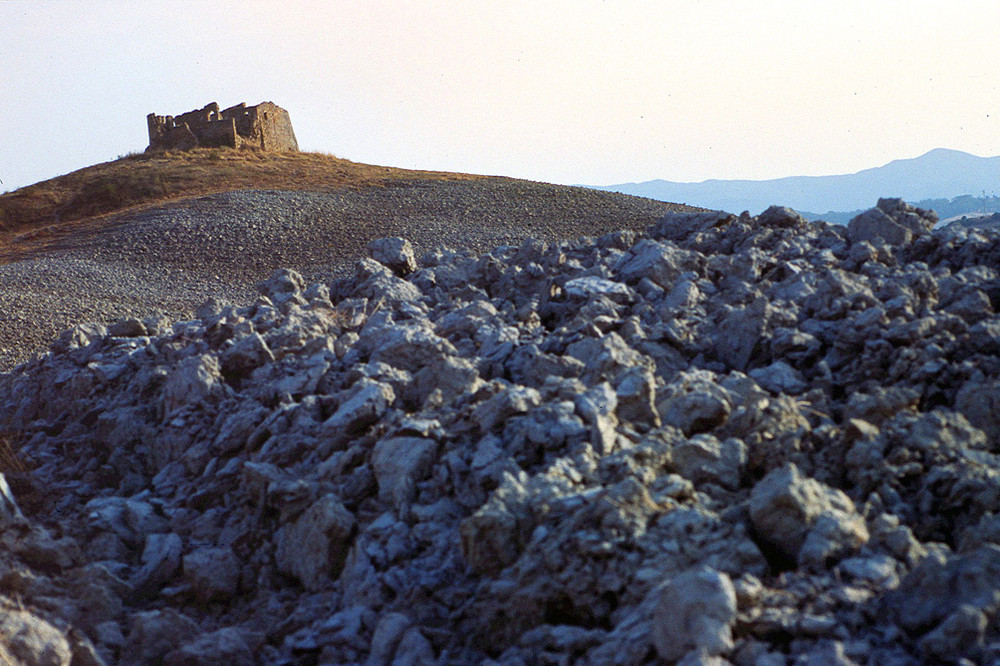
(275, 495, 356, 590)
(367, 237, 417, 276)
(749, 463, 868, 568)
(847, 198, 937, 246)
(182, 546, 241, 604)
(371, 436, 438, 507)
(0, 607, 74, 666)
(651, 567, 737, 661)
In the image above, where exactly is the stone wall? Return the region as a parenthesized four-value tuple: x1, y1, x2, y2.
(146, 101, 298, 152)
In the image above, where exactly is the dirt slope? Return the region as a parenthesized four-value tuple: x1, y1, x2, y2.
(0, 148, 485, 259)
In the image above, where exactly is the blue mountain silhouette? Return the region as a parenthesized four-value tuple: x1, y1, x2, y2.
(593, 149, 1000, 216)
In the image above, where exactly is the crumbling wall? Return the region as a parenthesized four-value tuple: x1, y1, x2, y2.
(146, 101, 298, 152)
(253, 102, 298, 151)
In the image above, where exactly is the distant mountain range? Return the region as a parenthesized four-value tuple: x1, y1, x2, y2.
(592, 148, 1000, 221)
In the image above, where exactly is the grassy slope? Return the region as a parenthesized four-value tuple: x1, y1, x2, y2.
(0, 148, 483, 244)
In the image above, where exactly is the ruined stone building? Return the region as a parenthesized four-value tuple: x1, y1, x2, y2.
(146, 101, 298, 152)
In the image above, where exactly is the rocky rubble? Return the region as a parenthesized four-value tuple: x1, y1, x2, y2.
(0, 182, 698, 370)
(0, 197, 999, 664)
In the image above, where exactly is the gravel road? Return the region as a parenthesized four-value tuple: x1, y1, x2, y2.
(0, 178, 702, 369)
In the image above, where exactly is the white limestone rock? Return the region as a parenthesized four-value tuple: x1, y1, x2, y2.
(367, 237, 417, 276)
(651, 566, 737, 661)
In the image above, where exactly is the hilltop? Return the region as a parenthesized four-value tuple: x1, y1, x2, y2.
(0, 149, 485, 258)
(0, 149, 701, 368)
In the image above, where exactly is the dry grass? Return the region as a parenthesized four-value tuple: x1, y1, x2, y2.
(0, 432, 27, 476)
(0, 148, 484, 255)
(0, 431, 41, 515)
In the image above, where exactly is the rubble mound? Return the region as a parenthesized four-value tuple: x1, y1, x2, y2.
(1, 198, 1000, 664)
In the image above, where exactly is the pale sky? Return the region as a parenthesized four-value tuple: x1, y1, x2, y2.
(2, 1, 999, 192)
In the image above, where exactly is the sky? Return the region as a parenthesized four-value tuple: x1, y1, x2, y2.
(2, 1, 1000, 192)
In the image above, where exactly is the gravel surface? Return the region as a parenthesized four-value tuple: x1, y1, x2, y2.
(0, 178, 702, 369)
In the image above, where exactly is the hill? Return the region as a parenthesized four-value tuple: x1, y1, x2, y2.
(594, 149, 1000, 215)
(0, 149, 701, 369)
(0, 148, 485, 257)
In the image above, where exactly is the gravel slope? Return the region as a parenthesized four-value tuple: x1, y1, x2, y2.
(0, 179, 701, 369)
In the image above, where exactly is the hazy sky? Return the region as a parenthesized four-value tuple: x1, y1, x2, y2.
(3, 1, 999, 192)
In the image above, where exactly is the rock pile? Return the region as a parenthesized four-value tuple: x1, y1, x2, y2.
(0, 181, 697, 371)
(0, 198, 999, 664)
